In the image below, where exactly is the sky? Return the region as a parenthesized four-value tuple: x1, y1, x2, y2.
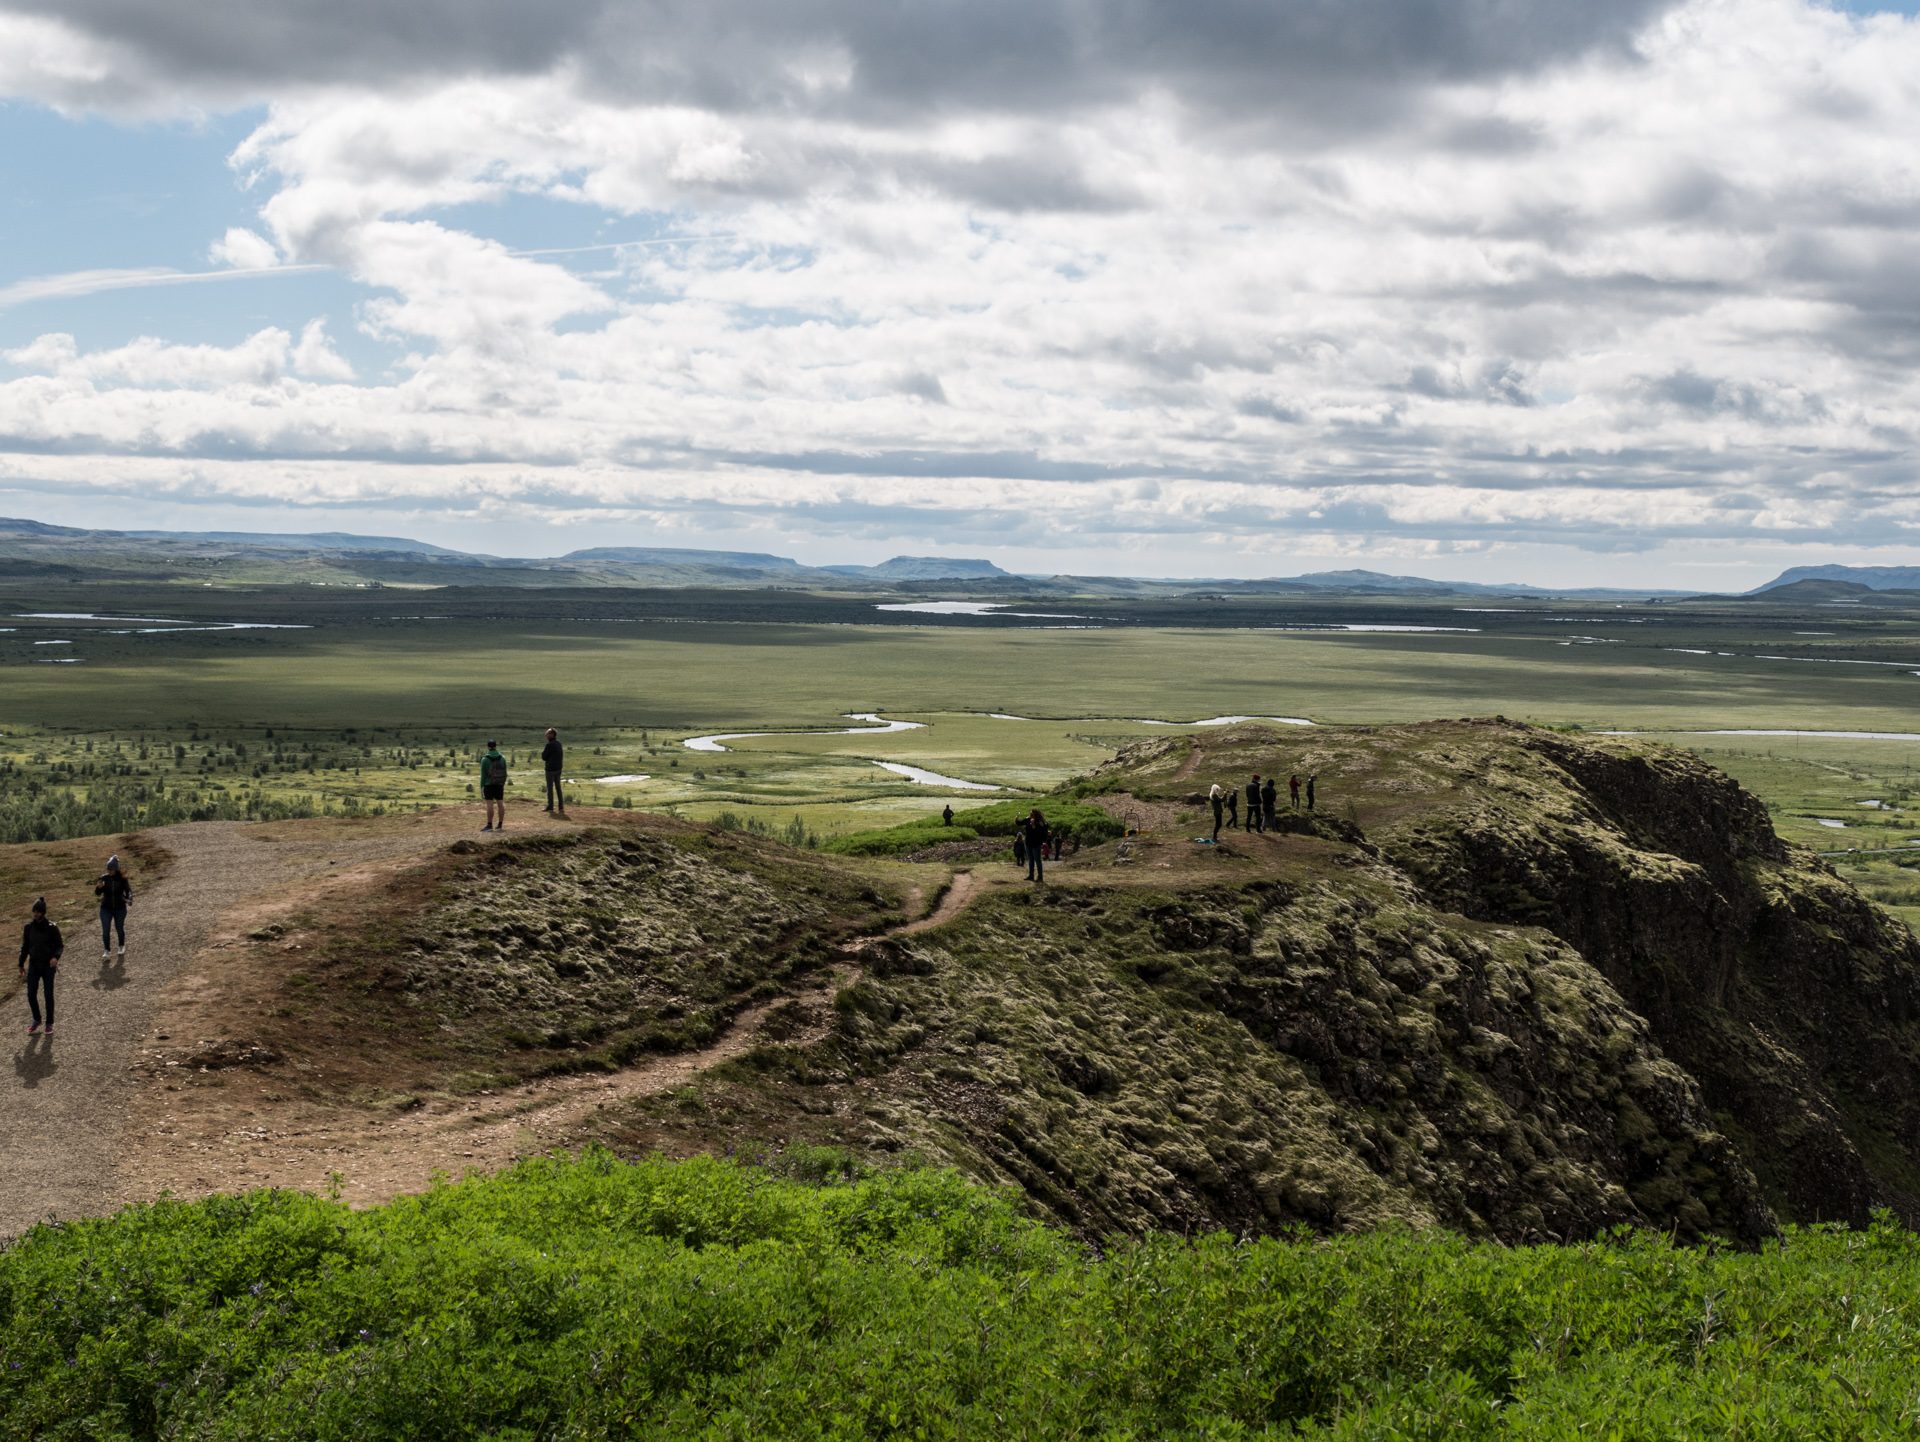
(1, 0, 1918, 587)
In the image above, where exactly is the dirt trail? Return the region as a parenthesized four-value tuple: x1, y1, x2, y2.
(91, 845, 986, 1216)
(1, 811, 581, 1237)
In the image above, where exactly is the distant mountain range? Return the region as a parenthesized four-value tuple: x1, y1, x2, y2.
(16, 516, 1910, 598)
(1753, 564, 1920, 592)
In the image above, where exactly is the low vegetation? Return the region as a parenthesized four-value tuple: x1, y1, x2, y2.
(5, 1154, 1920, 1440)
(216, 820, 906, 1097)
(822, 798, 1127, 857)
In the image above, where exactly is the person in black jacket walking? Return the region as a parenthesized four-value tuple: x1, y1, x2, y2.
(1024, 809, 1050, 882)
(95, 853, 132, 961)
(19, 897, 62, 1035)
(541, 728, 565, 814)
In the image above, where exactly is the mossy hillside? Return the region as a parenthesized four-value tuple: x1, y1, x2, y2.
(409, 829, 917, 1066)
(1106, 720, 1920, 1228)
(621, 871, 1765, 1244)
(244, 820, 906, 1092)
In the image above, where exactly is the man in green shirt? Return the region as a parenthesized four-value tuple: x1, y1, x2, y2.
(480, 740, 509, 831)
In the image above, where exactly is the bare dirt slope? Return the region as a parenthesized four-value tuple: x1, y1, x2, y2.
(0, 805, 583, 1237)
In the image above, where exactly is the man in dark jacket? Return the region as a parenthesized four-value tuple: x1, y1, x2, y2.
(95, 853, 132, 961)
(1261, 777, 1277, 829)
(1024, 810, 1050, 882)
(1244, 775, 1264, 834)
(541, 728, 565, 814)
(19, 896, 62, 1035)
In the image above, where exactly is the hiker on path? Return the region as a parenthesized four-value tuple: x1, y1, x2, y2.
(1307, 775, 1317, 811)
(19, 897, 61, 1036)
(1244, 776, 1263, 834)
(1209, 783, 1225, 841)
(1261, 777, 1277, 830)
(1224, 786, 1238, 831)
(480, 740, 509, 831)
(942, 804, 955, 828)
(1289, 773, 1302, 809)
(1024, 809, 1051, 883)
(95, 854, 132, 961)
(541, 728, 565, 815)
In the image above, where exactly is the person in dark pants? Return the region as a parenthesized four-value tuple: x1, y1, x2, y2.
(942, 804, 954, 828)
(1261, 777, 1277, 829)
(1306, 775, 1316, 811)
(541, 728, 565, 814)
(1289, 773, 1302, 809)
(95, 853, 132, 961)
(19, 896, 62, 1035)
(480, 740, 509, 831)
(1209, 783, 1224, 841)
(1244, 776, 1263, 834)
(1024, 809, 1050, 882)
(1224, 787, 1238, 831)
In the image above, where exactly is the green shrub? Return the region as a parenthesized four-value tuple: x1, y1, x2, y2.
(5, 1157, 1920, 1439)
(823, 800, 1124, 857)
(825, 823, 979, 857)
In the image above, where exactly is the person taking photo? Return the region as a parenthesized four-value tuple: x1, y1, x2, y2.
(95, 853, 132, 961)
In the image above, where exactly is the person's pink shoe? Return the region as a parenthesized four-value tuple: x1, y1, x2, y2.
(42, 1023, 52, 1034)
(27, 1023, 40, 1035)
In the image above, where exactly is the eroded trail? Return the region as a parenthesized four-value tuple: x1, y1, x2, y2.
(100, 847, 984, 1214)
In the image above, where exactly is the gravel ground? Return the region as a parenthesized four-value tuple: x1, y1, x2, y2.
(1, 811, 581, 1238)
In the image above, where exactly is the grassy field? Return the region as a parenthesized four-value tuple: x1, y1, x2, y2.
(4, 581, 1920, 847)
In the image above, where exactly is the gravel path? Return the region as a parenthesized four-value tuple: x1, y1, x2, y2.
(2, 815, 580, 1238)
(4, 823, 983, 1232)
(4, 824, 291, 1235)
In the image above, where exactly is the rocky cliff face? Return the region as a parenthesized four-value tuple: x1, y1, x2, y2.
(1365, 726, 1920, 1228)
(591, 721, 1920, 1244)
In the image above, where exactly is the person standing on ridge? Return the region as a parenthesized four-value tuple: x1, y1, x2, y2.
(1289, 773, 1302, 809)
(95, 853, 131, 961)
(1024, 809, 1050, 883)
(1208, 782, 1225, 841)
(1244, 775, 1263, 834)
(19, 896, 61, 1035)
(1307, 774, 1317, 811)
(1261, 776, 1277, 830)
(480, 740, 509, 831)
(541, 728, 565, 815)
(942, 803, 955, 828)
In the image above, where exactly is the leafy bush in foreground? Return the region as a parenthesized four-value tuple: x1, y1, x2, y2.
(4, 1155, 1920, 1439)
(824, 799, 1124, 857)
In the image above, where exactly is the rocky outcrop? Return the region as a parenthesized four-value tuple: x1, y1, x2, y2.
(1367, 726, 1920, 1228)
(602, 721, 1920, 1244)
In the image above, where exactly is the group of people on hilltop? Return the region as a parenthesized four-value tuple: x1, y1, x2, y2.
(17, 854, 132, 1036)
(1207, 770, 1316, 842)
(478, 728, 569, 831)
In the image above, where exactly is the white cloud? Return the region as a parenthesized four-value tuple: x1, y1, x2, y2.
(291, 318, 353, 379)
(0, 0, 1918, 571)
(208, 226, 279, 269)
